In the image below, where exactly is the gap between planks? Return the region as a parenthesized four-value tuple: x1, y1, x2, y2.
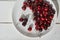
(0, 22, 59, 24)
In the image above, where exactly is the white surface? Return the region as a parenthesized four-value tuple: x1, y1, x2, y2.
(56, 0, 60, 22)
(0, 0, 16, 1)
(0, 24, 60, 40)
(0, 0, 60, 40)
(0, 1, 16, 22)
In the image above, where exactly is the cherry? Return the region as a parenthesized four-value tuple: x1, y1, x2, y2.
(19, 18, 24, 22)
(28, 27, 32, 31)
(22, 5, 26, 11)
(39, 0, 43, 2)
(23, 2, 27, 6)
(41, 25, 44, 29)
(41, 17, 45, 21)
(39, 28, 42, 31)
(35, 0, 39, 3)
(50, 15, 53, 19)
(43, 11, 48, 16)
(44, 26, 48, 30)
(22, 18, 28, 26)
(37, 6, 41, 11)
(35, 26, 40, 30)
(22, 21, 27, 26)
(44, 7, 48, 11)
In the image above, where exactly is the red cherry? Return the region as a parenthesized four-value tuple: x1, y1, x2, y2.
(37, 6, 41, 11)
(37, 17, 40, 21)
(47, 20, 51, 23)
(28, 27, 32, 31)
(35, 0, 39, 3)
(19, 18, 24, 22)
(22, 21, 26, 26)
(39, 0, 43, 2)
(40, 13, 43, 17)
(45, 8, 48, 11)
(41, 18, 45, 21)
(41, 25, 44, 28)
(45, 18, 48, 21)
(23, 2, 27, 6)
(35, 22, 38, 25)
(50, 16, 53, 19)
(29, 5, 32, 10)
(22, 18, 28, 26)
(44, 12, 48, 16)
(45, 4, 49, 7)
(35, 26, 40, 30)
(39, 27, 42, 31)
(22, 5, 26, 11)
(44, 26, 48, 30)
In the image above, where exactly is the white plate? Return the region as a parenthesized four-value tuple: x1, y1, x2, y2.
(12, 0, 57, 37)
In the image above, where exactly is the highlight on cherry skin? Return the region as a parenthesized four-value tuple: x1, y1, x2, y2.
(12, 0, 57, 37)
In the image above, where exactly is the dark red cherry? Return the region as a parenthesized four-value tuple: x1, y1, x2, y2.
(39, 0, 43, 2)
(22, 5, 26, 11)
(28, 27, 32, 31)
(19, 18, 24, 22)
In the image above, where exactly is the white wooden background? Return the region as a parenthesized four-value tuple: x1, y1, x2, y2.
(0, 0, 60, 40)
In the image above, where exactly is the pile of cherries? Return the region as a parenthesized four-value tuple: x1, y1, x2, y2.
(19, 0, 55, 32)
